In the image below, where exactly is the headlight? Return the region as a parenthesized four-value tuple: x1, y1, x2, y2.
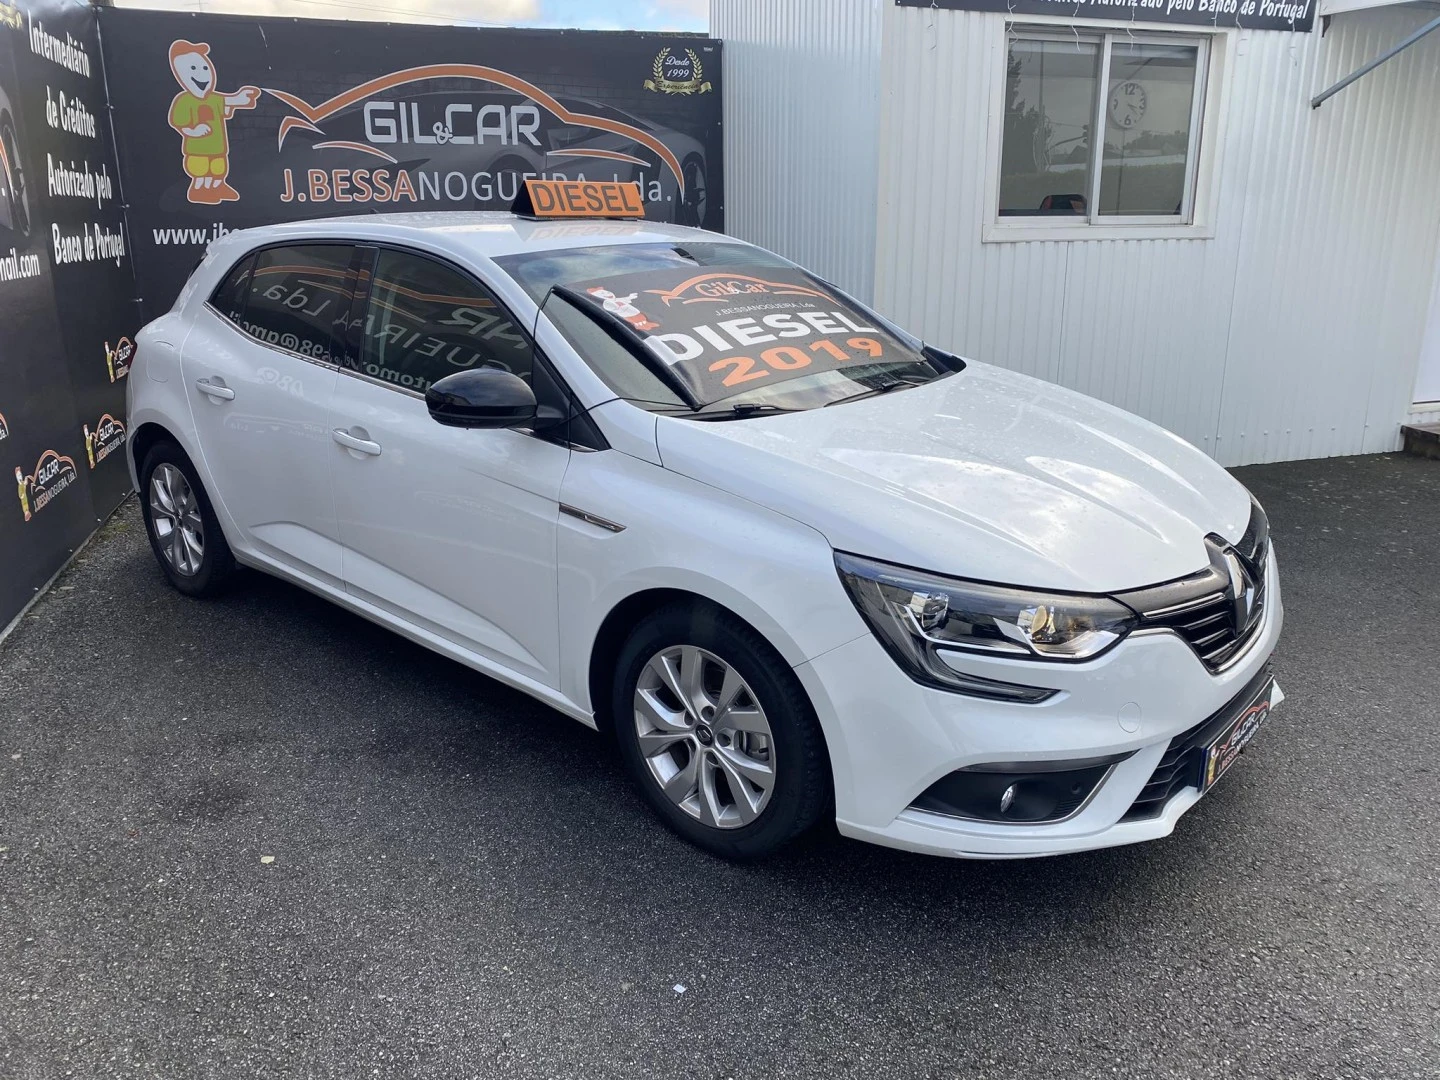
(835, 553, 1140, 701)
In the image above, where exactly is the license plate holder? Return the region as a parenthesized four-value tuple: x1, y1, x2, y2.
(1202, 676, 1277, 792)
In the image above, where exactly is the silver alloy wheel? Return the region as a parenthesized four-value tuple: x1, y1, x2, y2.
(633, 644, 776, 829)
(149, 463, 205, 577)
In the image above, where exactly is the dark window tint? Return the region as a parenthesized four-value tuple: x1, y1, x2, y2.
(239, 245, 354, 364)
(497, 242, 793, 304)
(210, 253, 254, 324)
(355, 248, 532, 395)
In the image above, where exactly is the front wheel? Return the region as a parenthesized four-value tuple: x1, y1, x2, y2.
(139, 441, 236, 597)
(612, 602, 829, 860)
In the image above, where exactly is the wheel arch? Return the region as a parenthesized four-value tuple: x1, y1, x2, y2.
(586, 586, 818, 740)
(128, 420, 178, 480)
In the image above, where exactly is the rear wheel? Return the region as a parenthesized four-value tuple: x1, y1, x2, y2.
(139, 441, 235, 597)
(612, 602, 829, 859)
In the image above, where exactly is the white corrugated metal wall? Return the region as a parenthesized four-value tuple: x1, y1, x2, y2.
(715, 1, 1440, 465)
(712, 0, 884, 300)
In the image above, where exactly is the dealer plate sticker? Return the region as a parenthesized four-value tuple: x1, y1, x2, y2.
(1203, 678, 1281, 790)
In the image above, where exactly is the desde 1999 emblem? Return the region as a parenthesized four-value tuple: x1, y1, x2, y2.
(84, 413, 126, 469)
(106, 336, 134, 382)
(644, 47, 712, 95)
(16, 449, 77, 522)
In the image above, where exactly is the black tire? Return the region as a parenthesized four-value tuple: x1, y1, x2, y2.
(139, 440, 236, 597)
(612, 601, 829, 860)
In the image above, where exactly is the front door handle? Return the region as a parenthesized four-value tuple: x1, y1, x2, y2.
(195, 378, 235, 401)
(332, 428, 382, 456)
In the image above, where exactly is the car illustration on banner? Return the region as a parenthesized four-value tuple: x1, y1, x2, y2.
(232, 66, 714, 228)
(0, 81, 31, 241)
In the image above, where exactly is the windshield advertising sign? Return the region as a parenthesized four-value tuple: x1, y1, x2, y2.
(565, 267, 912, 405)
(99, 9, 724, 320)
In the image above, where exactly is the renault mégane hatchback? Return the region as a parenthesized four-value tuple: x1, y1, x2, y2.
(127, 202, 1283, 860)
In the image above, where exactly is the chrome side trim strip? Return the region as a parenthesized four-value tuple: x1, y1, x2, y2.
(559, 504, 625, 533)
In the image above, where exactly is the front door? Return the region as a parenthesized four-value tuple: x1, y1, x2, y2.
(329, 246, 569, 686)
(182, 243, 353, 587)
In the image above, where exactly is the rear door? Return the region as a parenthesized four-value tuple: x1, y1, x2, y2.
(182, 243, 354, 587)
(328, 245, 571, 685)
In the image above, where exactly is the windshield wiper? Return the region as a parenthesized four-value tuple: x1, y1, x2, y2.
(693, 402, 803, 421)
(823, 374, 936, 407)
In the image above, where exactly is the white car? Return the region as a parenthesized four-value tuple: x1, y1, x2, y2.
(126, 204, 1283, 860)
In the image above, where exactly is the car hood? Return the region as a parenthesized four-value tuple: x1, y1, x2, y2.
(654, 362, 1252, 593)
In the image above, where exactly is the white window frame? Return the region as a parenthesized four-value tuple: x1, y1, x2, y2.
(983, 18, 1231, 244)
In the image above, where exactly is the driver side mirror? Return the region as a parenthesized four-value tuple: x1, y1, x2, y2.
(426, 368, 538, 429)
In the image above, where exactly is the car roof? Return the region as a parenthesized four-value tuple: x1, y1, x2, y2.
(222, 211, 741, 260)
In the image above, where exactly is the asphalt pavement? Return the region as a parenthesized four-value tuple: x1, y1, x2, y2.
(1, 452, 1437, 1080)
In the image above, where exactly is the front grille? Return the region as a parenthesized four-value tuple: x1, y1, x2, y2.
(1146, 563, 1267, 669)
(1121, 663, 1273, 822)
(1114, 501, 1271, 672)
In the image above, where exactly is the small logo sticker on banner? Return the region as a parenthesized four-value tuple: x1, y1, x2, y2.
(106, 337, 134, 382)
(83, 414, 127, 469)
(644, 48, 712, 95)
(0, 3, 21, 30)
(16, 450, 78, 522)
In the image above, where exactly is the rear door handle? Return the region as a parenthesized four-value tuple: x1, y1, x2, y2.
(195, 378, 235, 401)
(332, 428, 382, 456)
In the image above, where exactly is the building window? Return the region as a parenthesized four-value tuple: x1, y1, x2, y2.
(998, 31, 1208, 225)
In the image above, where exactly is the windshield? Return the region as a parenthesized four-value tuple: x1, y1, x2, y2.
(497, 243, 952, 415)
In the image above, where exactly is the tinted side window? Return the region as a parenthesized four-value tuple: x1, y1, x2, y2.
(238, 245, 353, 364)
(355, 248, 532, 395)
(210, 253, 254, 324)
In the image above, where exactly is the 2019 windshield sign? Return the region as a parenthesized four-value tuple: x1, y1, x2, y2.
(567, 267, 908, 403)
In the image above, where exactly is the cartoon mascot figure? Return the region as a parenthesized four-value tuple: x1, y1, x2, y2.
(166, 40, 260, 205)
(15, 466, 30, 522)
(586, 287, 659, 332)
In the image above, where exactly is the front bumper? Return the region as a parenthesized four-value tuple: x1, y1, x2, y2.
(794, 552, 1285, 859)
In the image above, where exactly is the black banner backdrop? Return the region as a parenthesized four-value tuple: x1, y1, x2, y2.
(896, 0, 1315, 33)
(99, 9, 725, 322)
(0, 0, 136, 629)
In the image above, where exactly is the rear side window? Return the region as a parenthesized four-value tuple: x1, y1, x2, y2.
(354, 248, 533, 395)
(210, 254, 254, 323)
(220, 244, 354, 364)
